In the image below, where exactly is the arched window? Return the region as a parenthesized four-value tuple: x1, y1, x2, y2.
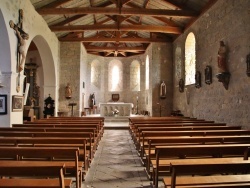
(108, 60, 123, 91)
(130, 60, 140, 91)
(185, 32, 196, 85)
(145, 55, 149, 90)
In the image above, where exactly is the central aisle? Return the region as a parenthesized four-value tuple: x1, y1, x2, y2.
(82, 129, 153, 188)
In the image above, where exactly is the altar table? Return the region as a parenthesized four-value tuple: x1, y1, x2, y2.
(99, 102, 134, 116)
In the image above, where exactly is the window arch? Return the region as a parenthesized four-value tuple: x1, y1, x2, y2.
(108, 60, 123, 91)
(130, 60, 140, 91)
(185, 32, 196, 85)
(145, 55, 149, 90)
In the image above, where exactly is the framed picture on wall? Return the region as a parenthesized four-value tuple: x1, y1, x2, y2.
(12, 95, 23, 112)
(112, 94, 119, 102)
(0, 95, 7, 115)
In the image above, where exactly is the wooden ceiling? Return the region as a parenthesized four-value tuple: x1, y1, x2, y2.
(31, 0, 218, 57)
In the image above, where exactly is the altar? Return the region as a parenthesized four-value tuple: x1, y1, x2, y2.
(99, 102, 134, 117)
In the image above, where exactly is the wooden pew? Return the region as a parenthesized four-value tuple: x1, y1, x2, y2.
(0, 131, 95, 160)
(153, 144, 250, 188)
(164, 158, 250, 188)
(12, 123, 103, 144)
(143, 135, 250, 178)
(137, 129, 250, 156)
(0, 147, 81, 188)
(0, 137, 88, 171)
(164, 175, 250, 188)
(0, 167, 71, 188)
(131, 123, 227, 144)
(135, 126, 241, 151)
(14, 122, 103, 136)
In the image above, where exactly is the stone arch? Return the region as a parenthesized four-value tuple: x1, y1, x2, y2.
(31, 35, 56, 110)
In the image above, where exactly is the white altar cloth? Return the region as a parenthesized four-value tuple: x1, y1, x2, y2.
(99, 102, 134, 116)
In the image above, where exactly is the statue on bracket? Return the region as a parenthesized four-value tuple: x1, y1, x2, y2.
(160, 81, 166, 99)
(65, 83, 72, 99)
(179, 78, 185, 93)
(216, 41, 230, 90)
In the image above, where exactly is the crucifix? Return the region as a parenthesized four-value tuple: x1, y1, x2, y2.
(9, 9, 29, 92)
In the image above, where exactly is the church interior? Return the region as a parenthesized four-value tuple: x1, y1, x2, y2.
(0, 0, 249, 188)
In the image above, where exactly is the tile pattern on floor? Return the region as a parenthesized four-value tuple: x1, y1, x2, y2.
(82, 129, 154, 188)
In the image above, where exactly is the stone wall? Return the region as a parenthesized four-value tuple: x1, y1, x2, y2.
(59, 42, 81, 116)
(173, 0, 250, 128)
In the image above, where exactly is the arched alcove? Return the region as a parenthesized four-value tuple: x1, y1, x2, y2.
(29, 35, 56, 117)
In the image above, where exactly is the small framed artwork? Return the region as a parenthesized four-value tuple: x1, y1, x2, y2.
(205, 66, 212, 84)
(12, 95, 23, 112)
(0, 95, 7, 115)
(112, 94, 119, 102)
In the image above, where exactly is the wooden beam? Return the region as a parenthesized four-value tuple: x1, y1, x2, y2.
(86, 46, 146, 52)
(50, 24, 182, 34)
(59, 36, 171, 43)
(36, 0, 72, 9)
(37, 7, 198, 17)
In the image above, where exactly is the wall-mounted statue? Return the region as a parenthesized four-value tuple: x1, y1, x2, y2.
(160, 81, 166, 99)
(9, 10, 29, 73)
(65, 83, 72, 99)
(179, 78, 184, 93)
(89, 93, 95, 108)
(216, 41, 230, 90)
(217, 41, 227, 73)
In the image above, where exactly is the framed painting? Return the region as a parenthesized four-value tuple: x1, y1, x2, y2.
(0, 95, 7, 115)
(112, 94, 119, 102)
(12, 95, 23, 112)
(205, 66, 212, 85)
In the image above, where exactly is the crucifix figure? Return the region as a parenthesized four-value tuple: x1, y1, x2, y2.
(9, 9, 29, 73)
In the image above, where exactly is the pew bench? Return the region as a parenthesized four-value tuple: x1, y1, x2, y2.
(163, 159, 250, 188)
(0, 167, 71, 188)
(163, 174, 250, 188)
(152, 144, 250, 188)
(0, 147, 81, 188)
(0, 131, 96, 160)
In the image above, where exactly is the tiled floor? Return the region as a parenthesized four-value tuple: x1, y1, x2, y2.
(81, 120, 162, 188)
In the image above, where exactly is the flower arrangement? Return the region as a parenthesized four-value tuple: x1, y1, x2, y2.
(112, 109, 119, 116)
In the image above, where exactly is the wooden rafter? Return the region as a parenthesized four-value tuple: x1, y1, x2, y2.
(37, 7, 198, 17)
